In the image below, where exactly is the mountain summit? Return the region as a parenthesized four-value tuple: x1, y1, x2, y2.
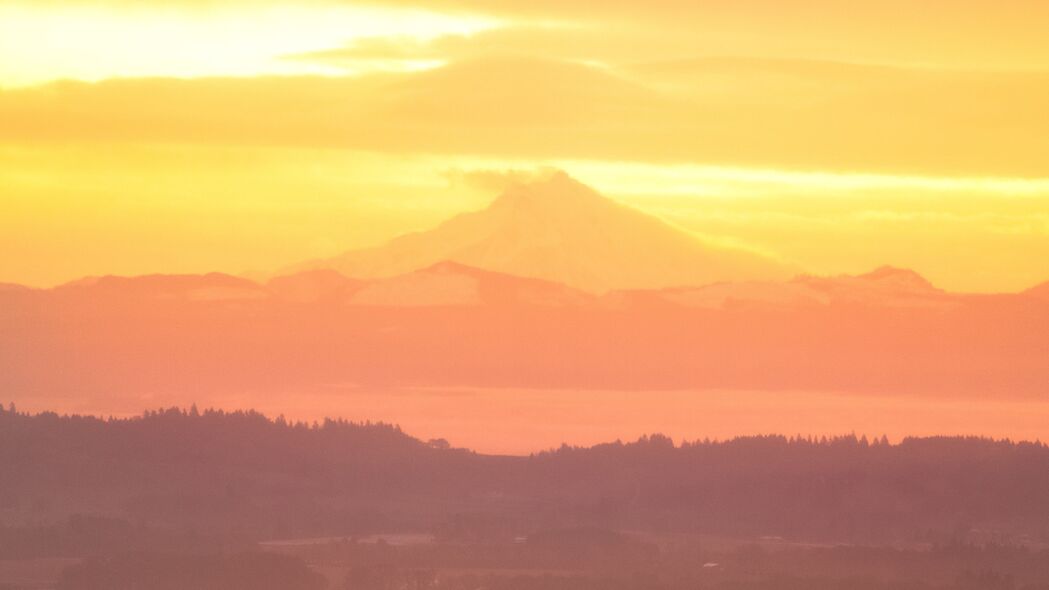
(291, 172, 793, 292)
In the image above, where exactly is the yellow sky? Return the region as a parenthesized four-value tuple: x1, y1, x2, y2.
(2, 0, 1048, 291)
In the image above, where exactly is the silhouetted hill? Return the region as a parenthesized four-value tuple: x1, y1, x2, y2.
(3, 406, 1049, 550)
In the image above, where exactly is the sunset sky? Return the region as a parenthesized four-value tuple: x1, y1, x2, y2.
(3, 0, 1048, 292)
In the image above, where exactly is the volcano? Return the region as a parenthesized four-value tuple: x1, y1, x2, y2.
(289, 171, 793, 292)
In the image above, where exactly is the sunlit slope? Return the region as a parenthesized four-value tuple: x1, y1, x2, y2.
(291, 171, 793, 292)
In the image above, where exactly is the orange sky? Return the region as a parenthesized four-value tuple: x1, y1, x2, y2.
(2, 0, 1049, 292)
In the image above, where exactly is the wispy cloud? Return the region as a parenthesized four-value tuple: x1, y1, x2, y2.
(3, 57, 1048, 177)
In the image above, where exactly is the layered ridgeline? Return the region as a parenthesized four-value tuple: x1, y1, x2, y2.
(3, 405, 1049, 549)
(285, 171, 793, 293)
(2, 258, 1048, 400)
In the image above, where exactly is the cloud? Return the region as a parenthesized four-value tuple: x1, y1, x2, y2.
(285, 24, 698, 67)
(12, 0, 1049, 70)
(367, 0, 1049, 70)
(2, 55, 1049, 176)
(442, 167, 561, 193)
(376, 0, 1049, 67)
(0, 56, 659, 148)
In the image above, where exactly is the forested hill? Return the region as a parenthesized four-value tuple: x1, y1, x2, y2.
(3, 405, 1049, 550)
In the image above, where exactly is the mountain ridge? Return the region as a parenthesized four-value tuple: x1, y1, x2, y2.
(9, 262, 1047, 311)
(4, 263, 1049, 399)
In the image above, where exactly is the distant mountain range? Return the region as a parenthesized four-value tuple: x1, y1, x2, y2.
(285, 171, 794, 293)
(13, 170, 1046, 308)
(2, 171, 1048, 403)
(2, 259, 1048, 400)
(20, 260, 1042, 311)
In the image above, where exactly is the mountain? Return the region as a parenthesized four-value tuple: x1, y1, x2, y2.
(265, 269, 363, 304)
(794, 266, 949, 308)
(267, 262, 592, 307)
(345, 261, 593, 307)
(55, 272, 268, 302)
(28, 264, 591, 309)
(0, 282, 32, 293)
(5, 264, 1030, 312)
(1025, 281, 1049, 301)
(606, 266, 951, 310)
(262, 262, 595, 308)
(287, 171, 793, 293)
